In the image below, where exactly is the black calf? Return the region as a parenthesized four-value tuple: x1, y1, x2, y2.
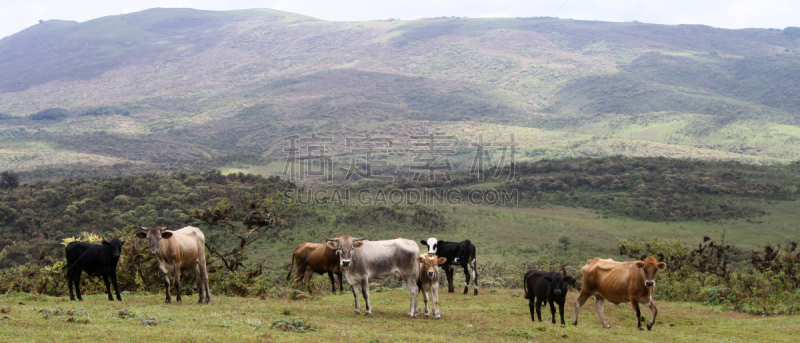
(421, 238, 478, 295)
(65, 238, 125, 301)
(523, 270, 575, 325)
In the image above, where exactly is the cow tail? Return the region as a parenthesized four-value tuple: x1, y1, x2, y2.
(523, 273, 529, 299)
(286, 250, 296, 281)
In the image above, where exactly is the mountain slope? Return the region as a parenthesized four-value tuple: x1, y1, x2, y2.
(1, 9, 799, 180)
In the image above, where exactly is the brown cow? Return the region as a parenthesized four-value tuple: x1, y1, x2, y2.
(417, 253, 447, 319)
(286, 241, 343, 294)
(572, 256, 667, 330)
(136, 226, 210, 304)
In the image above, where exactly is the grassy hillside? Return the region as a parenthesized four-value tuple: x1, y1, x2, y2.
(1, 9, 800, 179)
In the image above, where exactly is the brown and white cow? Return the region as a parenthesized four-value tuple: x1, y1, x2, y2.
(286, 241, 343, 294)
(136, 226, 210, 304)
(326, 236, 420, 317)
(572, 256, 667, 330)
(417, 253, 447, 319)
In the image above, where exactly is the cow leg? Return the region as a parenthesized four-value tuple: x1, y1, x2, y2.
(337, 271, 344, 293)
(594, 295, 611, 328)
(462, 264, 470, 294)
(67, 269, 76, 301)
(471, 258, 478, 296)
(199, 261, 211, 304)
(432, 284, 441, 319)
(74, 271, 83, 301)
(302, 269, 314, 295)
(422, 288, 430, 318)
(406, 272, 419, 318)
(548, 298, 557, 324)
(528, 297, 536, 322)
(632, 300, 644, 331)
(102, 274, 113, 301)
(173, 266, 182, 303)
(535, 298, 543, 322)
(111, 273, 122, 301)
(445, 267, 455, 293)
(572, 291, 591, 326)
(194, 263, 204, 304)
(360, 280, 372, 317)
(159, 263, 172, 304)
(327, 271, 337, 294)
(646, 301, 657, 331)
(351, 282, 361, 315)
(558, 296, 566, 325)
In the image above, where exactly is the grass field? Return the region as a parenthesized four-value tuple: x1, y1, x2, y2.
(0, 290, 795, 342)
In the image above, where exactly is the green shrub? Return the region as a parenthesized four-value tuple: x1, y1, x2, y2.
(80, 106, 131, 117)
(29, 108, 68, 121)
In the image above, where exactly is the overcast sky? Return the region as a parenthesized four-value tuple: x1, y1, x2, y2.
(1, 0, 798, 39)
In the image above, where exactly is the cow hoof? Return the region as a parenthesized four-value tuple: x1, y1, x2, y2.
(435, 316, 441, 320)
(637, 327, 644, 331)
(603, 324, 611, 329)
(646, 323, 653, 331)
(474, 290, 478, 296)
(424, 314, 429, 318)
(364, 313, 372, 317)
(448, 290, 455, 293)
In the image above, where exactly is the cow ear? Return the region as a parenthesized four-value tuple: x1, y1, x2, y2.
(102, 240, 111, 246)
(564, 276, 575, 284)
(437, 257, 447, 264)
(657, 262, 667, 270)
(417, 256, 425, 263)
(420, 240, 428, 246)
(634, 261, 645, 269)
(161, 231, 173, 239)
(353, 240, 365, 248)
(135, 232, 147, 239)
(326, 241, 339, 250)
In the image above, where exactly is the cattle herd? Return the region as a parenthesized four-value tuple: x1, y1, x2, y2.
(63, 226, 668, 330)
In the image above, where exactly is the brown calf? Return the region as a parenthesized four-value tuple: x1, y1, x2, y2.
(416, 253, 447, 319)
(573, 256, 667, 330)
(286, 241, 343, 294)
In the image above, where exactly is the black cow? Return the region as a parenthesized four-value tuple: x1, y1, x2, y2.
(64, 238, 125, 301)
(523, 270, 575, 325)
(421, 238, 478, 295)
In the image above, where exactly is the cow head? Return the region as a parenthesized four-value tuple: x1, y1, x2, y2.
(544, 273, 574, 296)
(417, 254, 447, 279)
(634, 256, 667, 287)
(102, 238, 126, 259)
(135, 226, 171, 255)
(326, 236, 366, 269)
(420, 238, 438, 254)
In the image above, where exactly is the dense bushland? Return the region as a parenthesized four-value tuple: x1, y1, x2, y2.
(28, 108, 69, 121)
(619, 236, 800, 315)
(477, 156, 800, 221)
(0, 170, 294, 267)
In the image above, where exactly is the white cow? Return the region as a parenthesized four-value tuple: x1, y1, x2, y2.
(326, 236, 420, 317)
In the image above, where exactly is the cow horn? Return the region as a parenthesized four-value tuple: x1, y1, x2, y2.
(139, 226, 147, 231)
(326, 238, 337, 242)
(354, 238, 367, 241)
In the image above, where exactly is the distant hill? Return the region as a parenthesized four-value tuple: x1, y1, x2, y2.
(1, 8, 799, 181)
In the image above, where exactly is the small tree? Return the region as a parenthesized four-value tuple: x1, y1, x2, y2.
(0, 171, 19, 189)
(192, 193, 295, 272)
(558, 236, 571, 250)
